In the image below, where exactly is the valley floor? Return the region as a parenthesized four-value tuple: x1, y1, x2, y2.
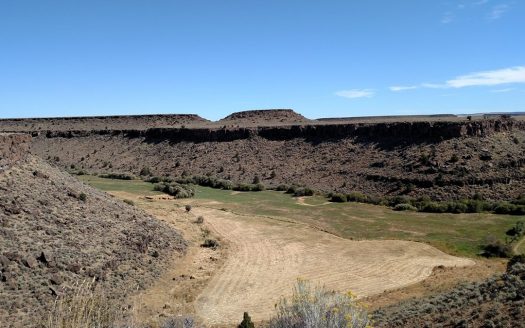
(101, 187, 475, 327)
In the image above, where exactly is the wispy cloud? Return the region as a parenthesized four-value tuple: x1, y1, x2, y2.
(441, 12, 454, 24)
(446, 66, 525, 88)
(473, 0, 489, 5)
(391, 66, 525, 91)
(488, 4, 509, 20)
(335, 89, 375, 99)
(389, 85, 419, 92)
(490, 88, 515, 93)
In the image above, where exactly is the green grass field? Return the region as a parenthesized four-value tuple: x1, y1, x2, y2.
(78, 175, 162, 196)
(79, 175, 524, 258)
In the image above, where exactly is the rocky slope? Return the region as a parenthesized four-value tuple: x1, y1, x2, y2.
(18, 117, 525, 201)
(0, 133, 31, 173)
(373, 260, 525, 327)
(0, 136, 186, 327)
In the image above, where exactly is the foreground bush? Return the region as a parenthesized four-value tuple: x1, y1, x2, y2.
(268, 280, 370, 328)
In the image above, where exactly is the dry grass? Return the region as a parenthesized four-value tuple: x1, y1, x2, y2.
(44, 278, 136, 328)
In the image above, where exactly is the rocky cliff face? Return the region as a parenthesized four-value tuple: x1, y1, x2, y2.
(0, 133, 31, 172)
(26, 119, 525, 143)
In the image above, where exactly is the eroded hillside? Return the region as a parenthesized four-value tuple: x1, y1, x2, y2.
(0, 134, 186, 327)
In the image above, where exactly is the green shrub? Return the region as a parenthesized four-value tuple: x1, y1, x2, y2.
(482, 236, 512, 258)
(275, 184, 288, 191)
(79, 193, 87, 202)
(293, 187, 314, 197)
(234, 183, 252, 192)
(99, 173, 135, 180)
(394, 203, 417, 211)
(154, 182, 195, 199)
(123, 199, 134, 206)
(330, 193, 347, 203)
(346, 192, 367, 203)
(185, 204, 192, 212)
(252, 183, 265, 191)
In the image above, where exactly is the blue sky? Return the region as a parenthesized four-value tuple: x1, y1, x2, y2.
(0, 0, 524, 120)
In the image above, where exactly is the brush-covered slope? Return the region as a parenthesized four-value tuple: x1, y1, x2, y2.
(0, 153, 185, 327)
(29, 119, 525, 201)
(373, 260, 525, 327)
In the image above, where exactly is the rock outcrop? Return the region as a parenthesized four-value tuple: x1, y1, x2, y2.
(0, 133, 31, 172)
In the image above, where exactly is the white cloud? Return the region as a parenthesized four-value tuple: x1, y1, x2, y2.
(488, 4, 509, 20)
(389, 85, 418, 92)
(445, 66, 525, 88)
(335, 89, 374, 99)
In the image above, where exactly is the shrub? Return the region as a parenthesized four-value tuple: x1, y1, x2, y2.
(294, 187, 315, 197)
(268, 280, 370, 328)
(99, 173, 135, 180)
(252, 183, 265, 191)
(201, 239, 219, 249)
(185, 204, 192, 212)
(123, 199, 134, 206)
(285, 185, 297, 194)
(234, 183, 252, 192)
(394, 203, 417, 211)
(482, 236, 512, 258)
(346, 192, 367, 203)
(330, 193, 347, 203)
(507, 254, 525, 271)
(275, 184, 288, 191)
(195, 216, 204, 224)
(161, 316, 195, 328)
(79, 193, 87, 202)
(154, 182, 195, 199)
(238, 312, 255, 328)
(139, 166, 152, 176)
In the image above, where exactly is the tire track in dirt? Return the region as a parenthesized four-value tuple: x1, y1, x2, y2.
(193, 207, 474, 326)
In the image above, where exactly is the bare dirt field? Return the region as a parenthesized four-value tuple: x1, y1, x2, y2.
(104, 190, 475, 326)
(190, 207, 473, 326)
